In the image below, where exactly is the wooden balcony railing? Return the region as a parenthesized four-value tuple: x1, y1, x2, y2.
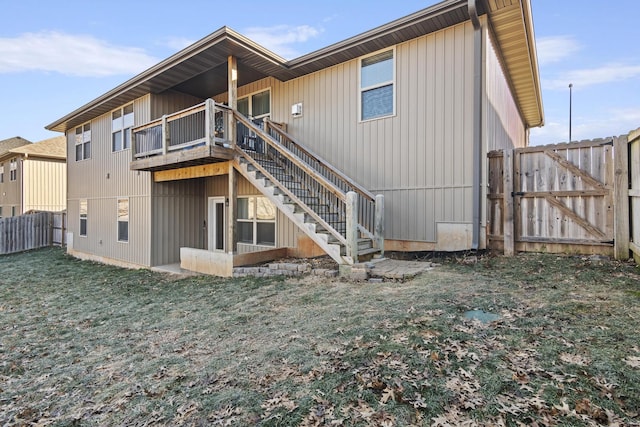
(131, 99, 231, 160)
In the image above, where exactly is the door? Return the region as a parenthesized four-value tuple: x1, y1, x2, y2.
(208, 197, 226, 251)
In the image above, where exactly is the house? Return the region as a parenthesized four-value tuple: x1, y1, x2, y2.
(0, 136, 67, 217)
(46, 0, 543, 275)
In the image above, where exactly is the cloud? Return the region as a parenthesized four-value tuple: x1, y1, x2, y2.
(161, 36, 196, 52)
(0, 31, 158, 77)
(530, 108, 640, 145)
(544, 63, 640, 90)
(536, 36, 580, 66)
(243, 24, 323, 59)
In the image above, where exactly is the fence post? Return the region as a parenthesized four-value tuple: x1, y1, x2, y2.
(613, 134, 630, 260)
(503, 149, 515, 256)
(346, 191, 358, 263)
(205, 98, 215, 147)
(375, 194, 384, 257)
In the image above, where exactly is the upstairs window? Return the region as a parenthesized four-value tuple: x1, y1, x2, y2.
(9, 159, 17, 181)
(0, 163, 3, 183)
(117, 198, 129, 242)
(359, 49, 395, 121)
(75, 123, 91, 161)
(79, 199, 87, 237)
(112, 104, 134, 152)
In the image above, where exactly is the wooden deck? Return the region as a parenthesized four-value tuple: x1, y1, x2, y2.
(129, 144, 234, 172)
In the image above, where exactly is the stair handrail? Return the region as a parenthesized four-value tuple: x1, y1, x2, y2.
(264, 118, 376, 202)
(233, 112, 349, 203)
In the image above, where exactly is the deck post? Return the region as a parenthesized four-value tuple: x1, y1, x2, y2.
(613, 134, 630, 260)
(205, 98, 215, 147)
(375, 194, 385, 256)
(346, 191, 358, 263)
(228, 55, 237, 148)
(161, 114, 169, 155)
(228, 162, 237, 254)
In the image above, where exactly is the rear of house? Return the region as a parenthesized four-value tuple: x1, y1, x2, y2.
(48, 0, 543, 274)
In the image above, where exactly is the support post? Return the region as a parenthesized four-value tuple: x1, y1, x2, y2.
(228, 162, 237, 254)
(613, 134, 630, 260)
(161, 114, 169, 155)
(205, 98, 215, 147)
(346, 191, 358, 263)
(227, 55, 237, 148)
(503, 149, 515, 256)
(375, 194, 385, 257)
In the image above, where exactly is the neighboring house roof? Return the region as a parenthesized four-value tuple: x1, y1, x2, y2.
(9, 135, 66, 160)
(47, 0, 543, 133)
(0, 137, 32, 158)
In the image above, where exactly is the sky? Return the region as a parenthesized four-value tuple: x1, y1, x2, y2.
(1, 0, 639, 146)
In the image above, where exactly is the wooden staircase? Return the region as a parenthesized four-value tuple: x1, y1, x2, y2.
(232, 112, 383, 265)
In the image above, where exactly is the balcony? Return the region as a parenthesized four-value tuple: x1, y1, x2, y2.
(130, 100, 235, 171)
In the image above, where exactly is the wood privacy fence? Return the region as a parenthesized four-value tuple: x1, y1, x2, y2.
(488, 134, 633, 259)
(0, 211, 66, 255)
(629, 128, 640, 263)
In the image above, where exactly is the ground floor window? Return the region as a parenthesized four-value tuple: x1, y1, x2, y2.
(11, 206, 16, 217)
(237, 196, 276, 246)
(79, 199, 87, 236)
(117, 198, 129, 242)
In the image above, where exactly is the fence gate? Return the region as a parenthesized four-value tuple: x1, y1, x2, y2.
(488, 140, 616, 255)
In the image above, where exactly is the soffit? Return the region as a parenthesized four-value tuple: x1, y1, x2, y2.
(486, 0, 543, 127)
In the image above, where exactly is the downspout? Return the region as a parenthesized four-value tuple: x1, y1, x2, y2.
(468, 0, 482, 251)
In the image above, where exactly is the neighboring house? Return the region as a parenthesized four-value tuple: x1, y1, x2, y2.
(0, 136, 67, 217)
(47, 0, 543, 275)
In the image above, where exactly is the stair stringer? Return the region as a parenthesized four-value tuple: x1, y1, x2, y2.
(233, 159, 353, 265)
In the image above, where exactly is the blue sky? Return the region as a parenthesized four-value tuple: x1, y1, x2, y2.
(1, 0, 639, 146)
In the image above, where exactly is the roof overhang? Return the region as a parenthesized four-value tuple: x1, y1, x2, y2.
(47, 0, 543, 132)
(486, 0, 544, 128)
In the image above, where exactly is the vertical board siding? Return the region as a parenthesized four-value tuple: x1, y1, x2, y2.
(150, 91, 204, 120)
(484, 25, 526, 151)
(218, 22, 476, 243)
(22, 159, 66, 212)
(151, 179, 204, 266)
(67, 94, 153, 266)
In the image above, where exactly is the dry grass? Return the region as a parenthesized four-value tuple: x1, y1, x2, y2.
(0, 248, 639, 426)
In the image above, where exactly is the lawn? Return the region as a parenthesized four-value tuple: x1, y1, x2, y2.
(0, 248, 639, 426)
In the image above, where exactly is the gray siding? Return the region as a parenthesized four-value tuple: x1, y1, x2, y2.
(217, 21, 477, 243)
(483, 23, 526, 151)
(151, 179, 205, 266)
(151, 91, 204, 120)
(0, 157, 23, 215)
(67, 95, 153, 266)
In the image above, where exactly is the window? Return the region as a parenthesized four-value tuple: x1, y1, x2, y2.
(79, 199, 87, 237)
(0, 206, 3, 218)
(75, 123, 91, 161)
(112, 104, 134, 152)
(9, 159, 17, 181)
(237, 89, 271, 119)
(237, 196, 276, 246)
(117, 199, 129, 242)
(359, 49, 395, 121)
(11, 206, 16, 217)
(0, 163, 3, 183)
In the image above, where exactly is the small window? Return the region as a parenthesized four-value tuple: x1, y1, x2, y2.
(117, 198, 129, 242)
(112, 104, 134, 152)
(9, 159, 17, 181)
(0, 206, 3, 218)
(237, 196, 276, 246)
(359, 49, 395, 121)
(11, 206, 16, 217)
(75, 123, 91, 161)
(0, 163, 4, 183)
(79, 199, 87, 237)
